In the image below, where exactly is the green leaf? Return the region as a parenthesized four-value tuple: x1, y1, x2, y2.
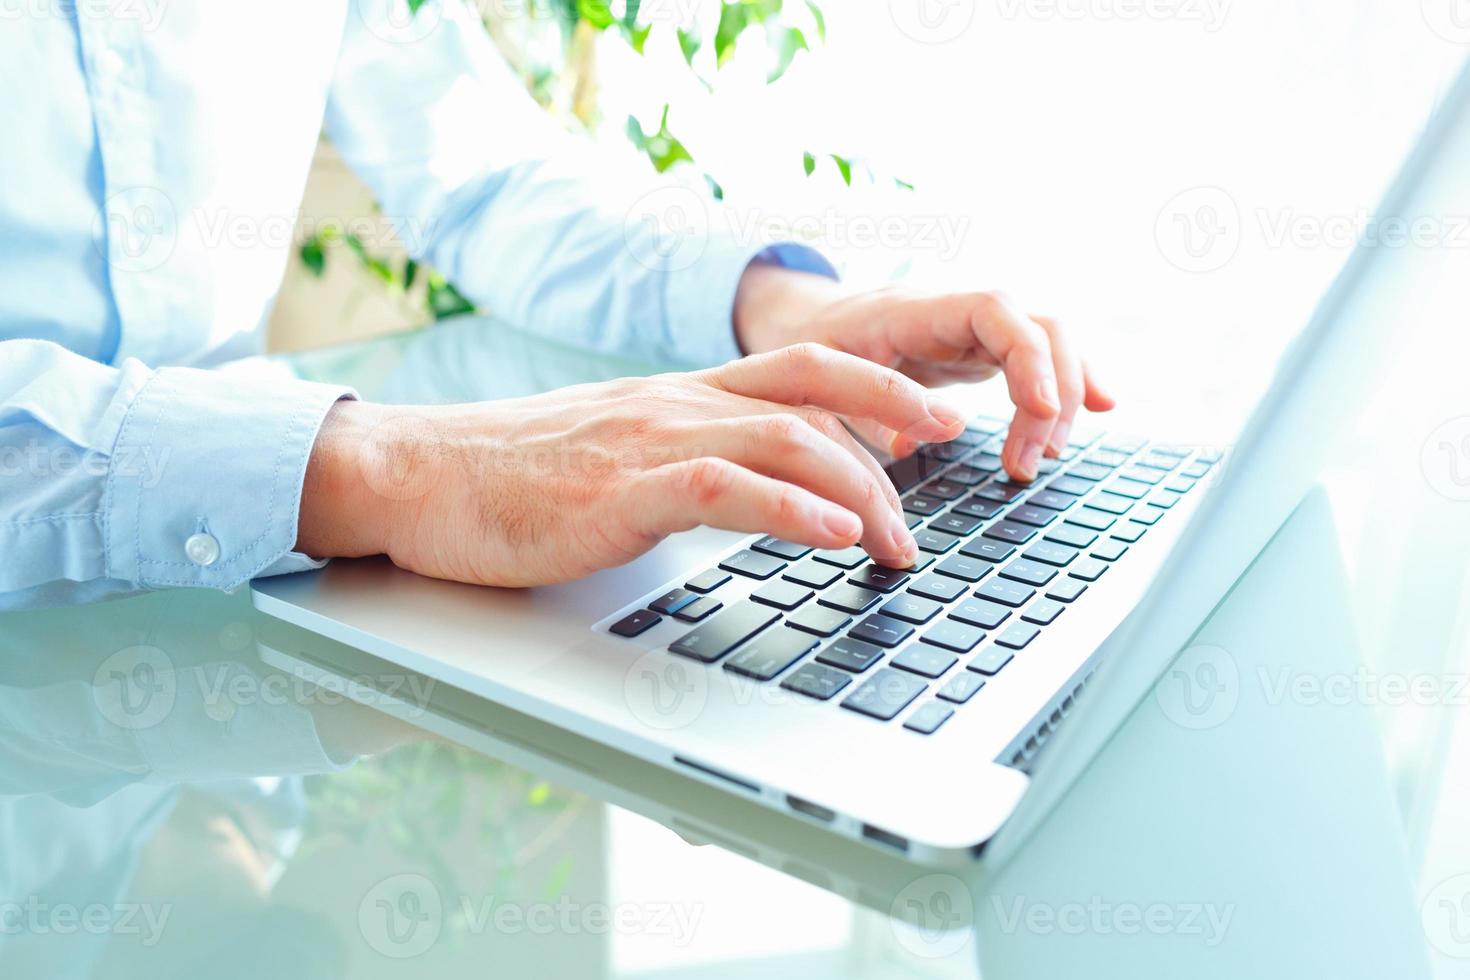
(766, 25, 807, 82)
(805, 0, 826, 41)
(427, 273, 477, 321)
(577, 0, 615, 30)
(626, 105, 695, 173)
(622, 0, 641, 27)
(704, 173, 725, 200)
(677, 27, 702, 65)
(299, 237, 326, 277)
(714, 3, 747, 67)
(407, 0, 428, 13)
(623, 20, 652, 53)
(802, 150, 816, 176)
(894, 176, 916, 191)
(831, 153, 853, 186)
(403, 257, 419, 290)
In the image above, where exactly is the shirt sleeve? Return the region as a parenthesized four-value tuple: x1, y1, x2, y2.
(0, 339, 354, 609)
(325, 0, 837, 369)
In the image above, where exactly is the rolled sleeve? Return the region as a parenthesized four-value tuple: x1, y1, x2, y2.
(102, 364, 354, 591)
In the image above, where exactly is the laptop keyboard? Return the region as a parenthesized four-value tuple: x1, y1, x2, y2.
(604, 417, 1219, 736)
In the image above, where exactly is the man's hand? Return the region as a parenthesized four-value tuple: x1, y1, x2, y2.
(734, 264, 1115, 481)
(296, 345, 967, 587)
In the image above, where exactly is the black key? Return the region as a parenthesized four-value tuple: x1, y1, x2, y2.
(1086, 449, 1129, 468)
(723, 629, 817, 680)
(970, 452, 1004, 472)
(669, 602, 780, 663)
(913, 529, 961, 555)
(1151, 489, 1184, 509)
(650, 588, 701, 615)
(983, 521, 1036, 545)
(850, 613, 915, 648)
(880, 594, 943, 625)
(884, 453, 945, 493)
(1067, 462, 1112, 482)
(961, 538, 1016, 563)
(1036, 458, 1062, 476)
(1045, 578, 1088, 603)
(967, 648, 1014, 676)
(1197, 448, 1224, 463)
(1165, 477, 1196, 494)
(897, 552, 937, 574)
(977, 482, 1026, 503)
(1024, 542, 1078, 567)
(849, 566, 911, 593)
(1106, 478, 1152, 500)
(783, 560, 843, 590)
(999, 559, 1056, 587)
(1141, 449, 1183, 468)
(905, 513, 924, 529)
(919, 441, 971, 463)
(1069, 557, 1109, 582)
(892, 644, 958, 677)
(674, 596, 723, 622)
(1101, 435, 1146, 454)
(976, 578, 1035, 607)
(1022, 598, 1065, 625)
(950, 598, 1011, 629)
(813, 546, 868, 569)
(921, 619, 985, 653)
(945, 465, 987, 486)
(995, 622, 1041, 650)
(1091, 540, 1129, 562)
(904, 701, 955, 734)
(925, 513, 979, 539)
(611, 609, 661, 638)
(841, 668, 927, 721)
(934, 556, 993, 584)
(1111, 523, 1147, 543)
(936, 672, 985, 704)
(752, 536, 813, 561)
(903, 493, 945, 517)
(1181, 460, 1212, 479)
(751, 580, 814, 611)
(1045, 523, 1097, 548)
(967, 416, 1008, 435)
(1027, 490, 1076, 512)
(1065, 508, 1116, 532)
(1048, 475, 1094, 496)
(1006, 505, 1057, 528)
(908, 573, 969, 602)
(780, 662, 852, 701)
(953, 495, 1005, 520)
(923, 480, 967, 501)
(816, 636, 885, 672)
(719, 549, 786, 580)
(819, 583, 883, 615)
(1131, 507, 1164, 526)
(1088, 492, 1134, 515)
(685, 569, 732, 594)
(785, 605, 852, 637)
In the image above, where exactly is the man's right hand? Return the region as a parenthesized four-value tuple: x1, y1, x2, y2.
(296, 344, 970, 588)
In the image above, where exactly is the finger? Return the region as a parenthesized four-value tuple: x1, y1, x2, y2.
(701, 342, 966, 446)
(633, 457, 863, 551)
(845, 416, 922, 460)
(1082, 360, 1116, 413)
(1031, 315, 1086, 456)
(679, 414, 916, 566)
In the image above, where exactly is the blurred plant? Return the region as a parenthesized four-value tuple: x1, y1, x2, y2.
(299, 0, 887, 323)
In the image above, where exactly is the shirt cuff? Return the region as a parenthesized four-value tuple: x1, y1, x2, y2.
(102, 363, 356, 591)
(667, 237, 839, 368)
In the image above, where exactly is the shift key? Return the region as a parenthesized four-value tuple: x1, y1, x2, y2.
(669, 602, 780, 663)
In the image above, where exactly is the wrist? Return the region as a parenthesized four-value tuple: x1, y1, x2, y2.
(296, 400, 405, 560)
(732, 260, 848, 355)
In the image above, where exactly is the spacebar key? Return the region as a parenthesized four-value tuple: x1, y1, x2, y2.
(669, 602, 780, 663)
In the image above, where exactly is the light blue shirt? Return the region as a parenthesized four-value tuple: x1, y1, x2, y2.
(0, 0, 832, 608)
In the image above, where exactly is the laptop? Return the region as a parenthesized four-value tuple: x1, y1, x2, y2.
(252, 58, 1470, 866)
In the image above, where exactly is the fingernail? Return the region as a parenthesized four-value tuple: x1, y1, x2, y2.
(823, 507, 861, 540)
(890, 522, 916, 560)
(1036, 378, 1060, 415)
(1021, 440, 1044, 477)
(926, 395, 967, 431)
(1049, 420, 1072, 454)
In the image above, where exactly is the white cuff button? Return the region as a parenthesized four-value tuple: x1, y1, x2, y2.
(185, 532, 221, 567)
